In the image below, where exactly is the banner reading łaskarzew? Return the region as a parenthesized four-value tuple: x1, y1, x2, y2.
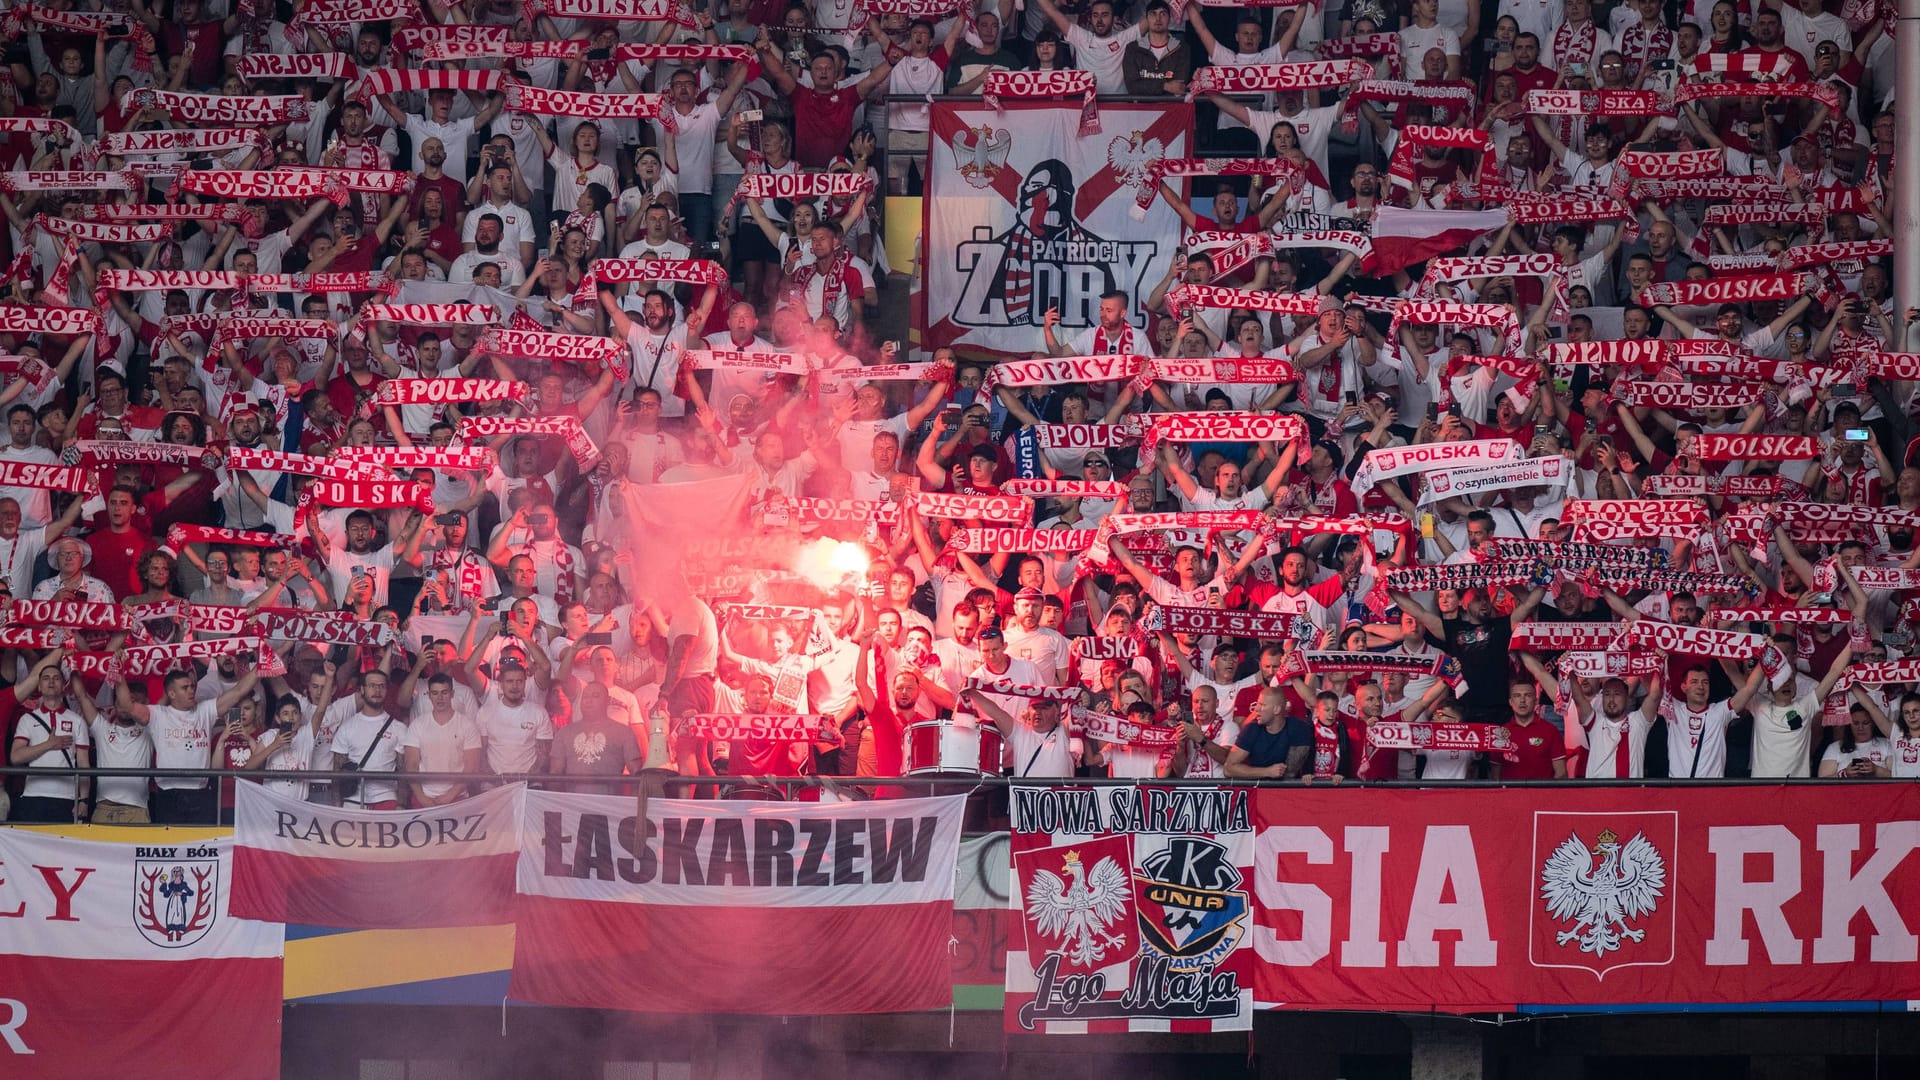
(1007, 784, 1255, 1033)
(510, 789, 966, 1014)
(921, 101, 1189, 359)
(231, 780, 521, 928)
(1251, 785, 1920, 1011)
(0, 832, 284, 1079)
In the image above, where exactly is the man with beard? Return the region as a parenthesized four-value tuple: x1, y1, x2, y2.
(309, 507, 429, 609)
(1390, 580, 1547, 723)
(0, 404, 57, 528)
(407, 137, 470, 225)
(469, 652, 554, 779)
(321, 670, 409, 809)
(599, 282, 721, 417)
(781, 222, 873, 329)
(449, 215, 526, 286)
(374, 87, 504, 185)
(464, 160, 537, 270)
(1566, 670, 1664, 779)
(1034, 0, 1140, 94)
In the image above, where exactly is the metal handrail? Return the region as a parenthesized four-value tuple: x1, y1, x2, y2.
(3, 766, 1913, 789)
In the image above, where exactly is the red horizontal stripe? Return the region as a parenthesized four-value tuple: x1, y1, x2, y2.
(509, 894, 954, 1014)
(3, 954, 280, 1079)
(231, 846, 516, 928)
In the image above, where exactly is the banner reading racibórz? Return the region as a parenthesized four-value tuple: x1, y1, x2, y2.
(1006, 784, 1253, 1033)
(922, 101, 1190, 359)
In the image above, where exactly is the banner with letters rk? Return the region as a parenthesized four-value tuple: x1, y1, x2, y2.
(1251, 785, 1920, 1011)
(921, 101, 1190, 359)
(1006, 784, 1255, 1033)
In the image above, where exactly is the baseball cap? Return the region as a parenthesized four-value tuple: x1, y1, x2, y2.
(1015, 586, 1044, 604)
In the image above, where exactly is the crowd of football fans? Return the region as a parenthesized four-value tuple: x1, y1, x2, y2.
(1, 0, 1916, 824)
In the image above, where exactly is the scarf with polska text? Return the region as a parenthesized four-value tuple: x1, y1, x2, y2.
(815, 361, 953, 386)
(292, 478, 434, 531)
(1184, 59, 1372, 102)
(245, 608, 396, 647)
(937, 528, 1095, 567)
(1086, 509, 1268, 564)
(784, 498, 902, 529)
(1642, 473, 1802, 498)
(65, 637, 268, 681)
(1610, 147, 1726, 192)
(996, 481, 1126, 500)
(1387, 125, 1498, 191)
(673, 714, 831, 742)
(502, 84, 676, 131)
(1165, 284, 1328, 320)
(357, 304, 499, 334)
(294, 0, 417, 24)
(30, 215, 167, 246)
(70, 202, 263, 237)
(980, 353, 1144, 391)
(1071, 634, 1139, 663)
(2, 599, 127, 631)
(1137, 158, 1303, 217)
(234, 52, 357, 81)
(0, 459, 99, 495)
(1436, 353, 1542, 410)
(1562, 498, 1705, 530)
(86, 127, 267, 163)
(91, 269, 244, 310)
(965, 675, 1083, 702)
(338, 446, 498, 473)
(372, 378, 527, 406)
(0, 171, 136, 194)
(1557, 649, 1664, 680)
(1672, 80, 1840, 113)
(1133, 411, 1308, 460)
(161, 524, 305, 557)
(457, 415, 599, 470)
(1641, 272, 1817, 308)
(1388, 300, 1523, 356)
(174, 167, 413, 206)
(913, 491, 1029, 523)
(982, 70, 1098, 137)
(421, 39, 752, 64)
(1709, 605, 1854, 626)
(1350, 437, 1523, 496)
(1701, 203, 1826, 235)
(1073, 707, 1180, 750)
(1184, 230, 1274, 278)
(527, 0, 701, 26)
(1142, 603, 1316, 642)
(1682, 433, 1820, 461)
(348, 66, 504, 104)
(1523, 89, 1668, 116)
(1034, 423, 1138, 449)
(683, 349, 813, 378)
(724, 169, 874, 220)
(1633, 176, 1790, 205)
(1140, 356, 1302, 390)
(0, 303, 101, 339)
(1779, 239, 1892, 271)
(127, 89, 308, 124)
(570, 256, 728, 306)
(1615, 619, 1767, 660)
(208, 316, 341, 354)
(476, 327, 625, 376)
(227, 447, 388, 481)
(1365, 720, 1510, 753)
(1503, 192, 1641, 240)
(1615, 381, 1767, 410)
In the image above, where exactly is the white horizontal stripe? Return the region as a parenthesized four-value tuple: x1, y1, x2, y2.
(235, 781, 522, 861)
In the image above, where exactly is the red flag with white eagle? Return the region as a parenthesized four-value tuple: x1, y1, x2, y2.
(510, 789, 966, 1014)
(0, 831, 282, 1079)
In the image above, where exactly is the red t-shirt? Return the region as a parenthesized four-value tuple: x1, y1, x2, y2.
(1501, 715, 1562, 779)
(86, 527, 157, 600)
(791, 84, 862, 169)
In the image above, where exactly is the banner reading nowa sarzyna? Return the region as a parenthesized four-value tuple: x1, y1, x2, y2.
(510, 788, 967, 1014)
(1251, 785, 1920, 1011)
(921, 101, 1189, 359)
(1007, 784, 1256, 1033)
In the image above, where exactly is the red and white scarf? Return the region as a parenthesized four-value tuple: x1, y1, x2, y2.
(71, 202, 263, 237)
(995, 481, 1126, 501)
(1073, 708, 1180, 750)
(1340, 80, 1477, 127)
(235, 53, 357, 82)
(337, 446, 498, 472)
(126, 89, 308, 125)
(722, 170, 874, 220)
(1184, 59, 1372, 101)
(1387, 300, 1523, 356)
(1365, 721, 1511, 753)
(32, 215, 169, 245)
(1642, 473, 1801, 498)
(911, 491, 1028, 523)
(457, 415, 600, 470)
(1641, 272, 1816, 307)
(502, 84, 675, 131)
(1673, 80, 1840, 112)
(477, 328, 624, 374)
(372, 378, 527, 407)
(4, 599, 129, 632)
(1683, 433, 1820, 461)
(982, 70, 1098, 136)
(1551, 19, 1604, 68)
(357, 304, 499, 334)
(1138, 157, 1302, 216)
(1317, 32, 1402, 77)
(294, 0, 417, 24)
(0, 459, 98, 495)
(571, 255, 728, 306)
(1132, 411, 1307, 459)
(1387, 124, 1497, 191)
(0, 171, 136, 193)
(1615, 381, 1767, 410)
(780, 246, 857, 326)
(979, 353, 1144, 391)
(0, 303, 101, 338)
(1143, 356, 1303, 386)
(1616, 620, 1767, 660)
(246, 608, 395, 647)
(1033, 424, 1139, 449)
(293, 478, 434, 530)
(1350, 438, 1523, 496)
(1523, 89, 1667, 116)
(67, 637, 266, 681)
(528, 0, 700, 26)
(1165, 284, 1327, 318)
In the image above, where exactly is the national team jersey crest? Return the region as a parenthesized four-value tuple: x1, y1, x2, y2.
(134, 850, 221, 949)
(1529, 811, 1676, 979)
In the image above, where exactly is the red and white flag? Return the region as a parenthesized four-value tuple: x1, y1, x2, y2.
(230, 780, 520, 928)
(0, 831, 282, 1080)
(1363, 205, 1508, 275)
(511, 789, 965, 1014)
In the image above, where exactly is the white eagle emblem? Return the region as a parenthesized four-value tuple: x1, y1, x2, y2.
(1540, 827, 1666, 958)
(1105, 132, 1164, 194)
(1025, 849, 1131, 967)
(951, 124, 1012, 189)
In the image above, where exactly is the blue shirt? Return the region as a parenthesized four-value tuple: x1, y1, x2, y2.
(1235, 717, 1314, 770)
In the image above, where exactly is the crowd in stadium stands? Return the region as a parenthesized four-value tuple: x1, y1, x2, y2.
(1, 0, 1917, 826)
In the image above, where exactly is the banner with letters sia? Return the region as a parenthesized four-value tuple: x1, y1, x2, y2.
(230, 780, 520, 929)
(922, 101, 1190, 358)
(1250, 785, 1920, 1011)
(1007, 784, 1255, 1033)
(510, 789, 966, 1014)
(0, 832, 283, 1079)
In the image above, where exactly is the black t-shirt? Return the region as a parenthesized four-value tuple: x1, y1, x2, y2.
(1430, 615, 1513, 710)
(1235, 717, 1314, 770)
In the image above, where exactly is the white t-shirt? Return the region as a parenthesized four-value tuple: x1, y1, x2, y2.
(405, 114, 479, 183)
(1004, 718, 1076, 777)
(149, 700, 219, 790)
(331, 710, 408, 805)
(90, 716, 153, 807)
(1823, 736, 1892, 775)
(326, 544, 397, 608)
(666, 101, 721, 195)
(1003, 624, 1072, 685)
(402, 709, 484, 799)
(1065, 23, 1142, 94)
(15, 705, 88, 800)
(255, 724, 316, 801)
(477, 688, 554, 774)
(1748, 693, 1817, 779)
(1665, 699, 1736, 778)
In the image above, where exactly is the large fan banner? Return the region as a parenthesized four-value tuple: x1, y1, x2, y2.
(509, 789, 966, 1015)
(230, 780, 522, 929)
(922, 101, 1190, 359)
(1250, 785, 1920, 1011)
(0, 832, 284, 1079)
(1006, 784, 1255, 1033)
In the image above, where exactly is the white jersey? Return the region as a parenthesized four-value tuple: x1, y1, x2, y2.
(1665, 699, 1735, 779)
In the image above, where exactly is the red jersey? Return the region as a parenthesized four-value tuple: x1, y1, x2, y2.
(1500, 716, 1562, 779)
(791, 84, 861, 169)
